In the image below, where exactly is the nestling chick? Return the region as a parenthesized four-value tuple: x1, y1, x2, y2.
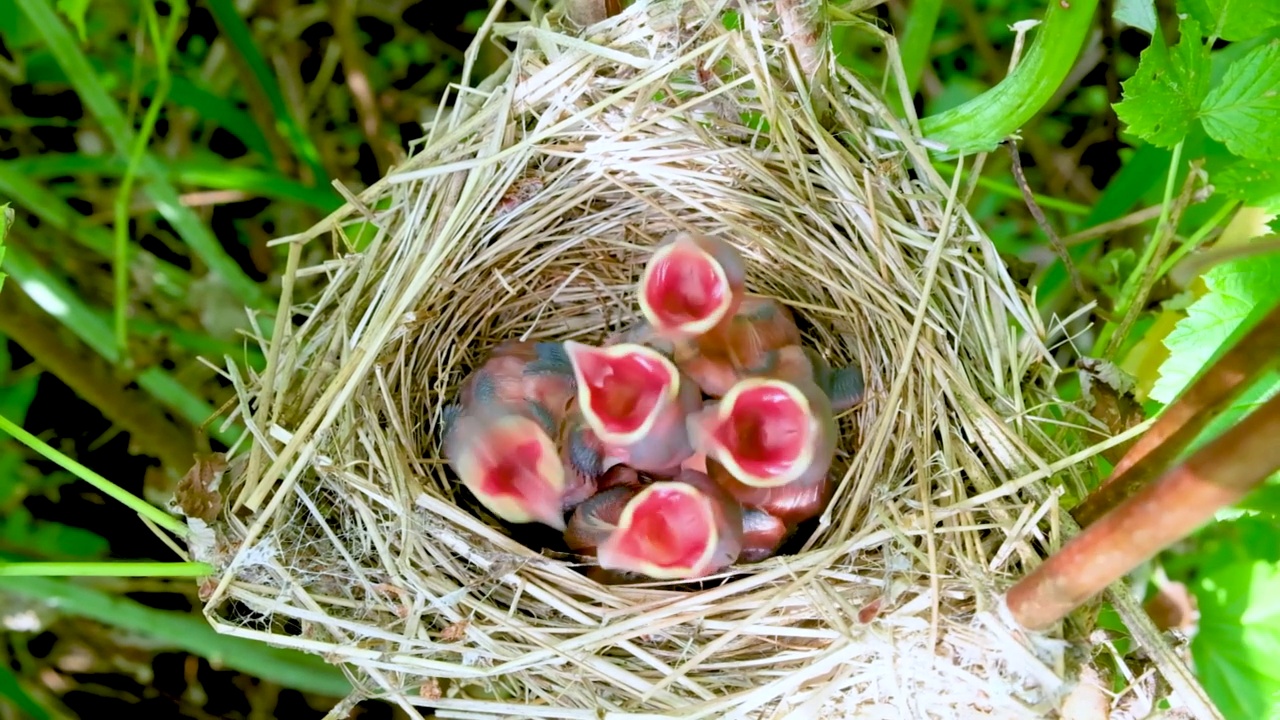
(563, 485, 640, 555)
(638, 232, 747, 341)
(564, 341, 701, 474)
(675, 297, 803, 397)
(687, 369, 838, 525)
(596, 469, 744, 580)
(740, 508, 789, 563)
(442, 402, 571, 530)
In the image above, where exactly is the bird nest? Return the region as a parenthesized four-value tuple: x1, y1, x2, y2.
(186, 1, 1200, 717)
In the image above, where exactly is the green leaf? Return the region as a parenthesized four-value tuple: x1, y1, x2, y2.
(1192, 560, 1280, 720)
(1215, 159, 1280, 212)
(1201, 43, 1280, 161)
(0, 665, 51, 720)
(1150, 253, 1280, 403)
(0, 508, 110, 559)
(1115, 0, 1157, 34)
(1179, 0, 1280, 42)
(53, 0, 88, 42)
(1113, 18, 1212, 148)
(0, 575, 352, 698)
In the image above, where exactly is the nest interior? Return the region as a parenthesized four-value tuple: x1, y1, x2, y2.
(192, 1, 1196, 717)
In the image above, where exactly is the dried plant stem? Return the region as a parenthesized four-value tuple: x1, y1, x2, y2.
(1073, 303, 1280, 526)
(1006, 140, 1085, 300)
(1009, 391, 1280, 631)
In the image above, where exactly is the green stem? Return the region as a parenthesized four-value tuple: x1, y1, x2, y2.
(1093, 141, 1184, 355)
(933, 160, 1091, 215)
(0, 561, 213, 576)
(920, 0, 1099, 156)
(0, 414, 190, 538)
(115, 2, 186, 358)
(1156, 200, 1239, 280)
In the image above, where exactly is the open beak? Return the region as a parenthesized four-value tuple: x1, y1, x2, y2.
(596, 470, 743, 579)
(596, 482, 722, 580)
(638, 234, 740, 338)
(444, 409, 568, 530)
(707, 378, 815, 488)
(564, 341, 680, 446)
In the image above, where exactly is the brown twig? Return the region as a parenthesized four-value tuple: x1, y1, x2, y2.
(332, 0, 393, 174)
(1061, 204, 1164, 247)
(0, 284, 201, 474)
(1073, 303, 1280, 526)
(1006, 140, 1088, 301)
(1008, 390, 1280, 631)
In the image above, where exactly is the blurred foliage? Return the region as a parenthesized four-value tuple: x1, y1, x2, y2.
(0, 0, 1279, 717)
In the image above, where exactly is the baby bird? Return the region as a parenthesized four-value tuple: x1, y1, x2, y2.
(740, 508, 789, 563)
(563, 485, 640, 556)
(596, 469, 744, 580)
(564, 341, 701, 475)
(675, 297, 803, 397)
(638, 232, 747, 342)
(442, 401, 571, 530)
(687, 366, 838, 525)
(456, 339, 576, 423)
(440, 340, 583, 529)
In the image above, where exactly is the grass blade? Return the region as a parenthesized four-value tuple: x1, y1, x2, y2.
(0, 561, 213, 576)
(12, 0, 271, 312)
(0, 665, 53, 720)
(205, 0, 330, 186)
(0, 414, 190, 538)
(1, 247, 242, 445)
(0, 575, 353, 698)
(0, 163, 190, 297)
(6, 154, 343, 213)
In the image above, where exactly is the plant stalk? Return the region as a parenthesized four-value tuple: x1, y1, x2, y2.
(920, 0, 1099, 156)
(1009, 391, 1280, 631)
(1073, 303, 1280, 526)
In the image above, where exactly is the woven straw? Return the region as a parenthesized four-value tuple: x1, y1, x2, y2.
(189, 1, 1206, 717)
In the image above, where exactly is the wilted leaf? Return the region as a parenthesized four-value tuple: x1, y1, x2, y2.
(174, 453, 227, 522)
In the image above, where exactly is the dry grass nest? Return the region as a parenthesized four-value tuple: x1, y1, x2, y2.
(186, 1, 1200, 717)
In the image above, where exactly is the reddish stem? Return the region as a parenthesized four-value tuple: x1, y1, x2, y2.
(1073, 304, 1280, 527)
(1008, 391, 1280, 631)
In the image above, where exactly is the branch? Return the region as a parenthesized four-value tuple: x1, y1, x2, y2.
(1073, 302, 1280, 526)
(1008, 390, 1280, 631)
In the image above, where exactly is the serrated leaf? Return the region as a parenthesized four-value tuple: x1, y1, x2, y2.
(1192, 560, 1280, 720)
(1114, 18, 1212, 148)
(1115, 0, 1158, 34)
(1179, 0, 1280, 42)
(1201, 43, 1280, 161)
(1150, 253, 1280, 403)
(1215, 159, 1280, 212)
